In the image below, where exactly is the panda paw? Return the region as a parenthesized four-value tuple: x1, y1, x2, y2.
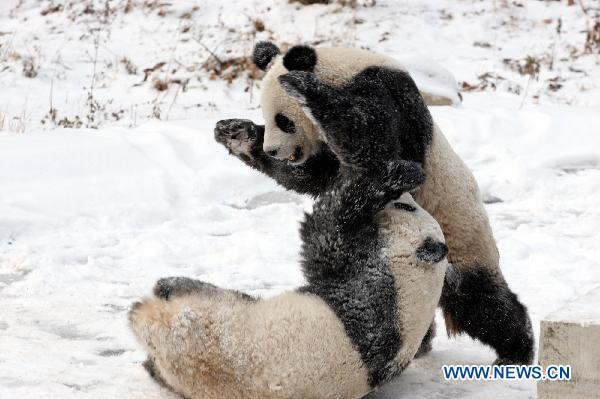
(153, 276, 222, 301)
(381, 160, 426, 193)
(214, 119, 263, 165)
(153, 277, 181, 300)
(278, 71, 320, 105)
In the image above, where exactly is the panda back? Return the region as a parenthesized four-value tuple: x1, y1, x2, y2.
(314, 47, 405, 87)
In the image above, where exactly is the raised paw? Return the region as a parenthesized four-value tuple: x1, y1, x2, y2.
(214, 119, 263, 164)
(278, 71, 321, 106)
(381, 160, 426, 194)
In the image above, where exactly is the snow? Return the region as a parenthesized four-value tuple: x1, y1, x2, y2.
(1, 0, 600, 398)
(545, 286, 600, 325)
(397, 55, 462, 105)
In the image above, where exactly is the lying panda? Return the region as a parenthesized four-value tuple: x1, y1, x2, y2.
(214, 42, 534, 365)
(130, 119, 449, 398)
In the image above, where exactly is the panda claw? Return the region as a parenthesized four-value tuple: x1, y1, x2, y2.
(494, 358, 523, 366)
(214, 119, 262, 162)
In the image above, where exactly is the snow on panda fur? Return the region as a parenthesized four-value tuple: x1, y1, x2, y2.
(129, 132, 449, 398)
(213, 42, 534, 365)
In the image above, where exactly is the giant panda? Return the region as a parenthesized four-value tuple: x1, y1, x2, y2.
(130, 119, 450, 399)
(213, 42, 534, 365)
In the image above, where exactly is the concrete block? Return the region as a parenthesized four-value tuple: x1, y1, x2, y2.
(538, 287, 600, 399)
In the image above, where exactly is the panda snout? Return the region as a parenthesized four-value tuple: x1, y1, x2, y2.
(288, 146, 304, 163)
(263, 144, 304, 164)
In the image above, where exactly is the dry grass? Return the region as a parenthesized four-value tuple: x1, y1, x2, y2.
(203, 56, 262, 84)
(585, 20, 600, 53)
(120, 57, 137, 75)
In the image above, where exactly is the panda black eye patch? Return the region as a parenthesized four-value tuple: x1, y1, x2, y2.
(275, 113, 296, 134)
(394, 202, 416, 212)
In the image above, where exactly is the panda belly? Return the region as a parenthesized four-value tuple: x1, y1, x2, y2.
(414, 125, 499, 271)
(375, 195, 448, 370)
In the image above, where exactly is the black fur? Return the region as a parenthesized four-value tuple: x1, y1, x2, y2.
(394, 202, 416, 212)
(300, 160, 425, 387)
(439, 267, 534, 364)
(278, 67, 433, 167)
(283, 45, 317, 72)
(154, 276, 255, 302)
(252, 41, 280, 71)
(416, 237, 449, 264)
(275, 113, 296, 134)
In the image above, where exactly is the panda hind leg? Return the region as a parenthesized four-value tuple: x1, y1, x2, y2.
(440, 267, 534, 365)
(153, 276, 255, 302)
(214, 118, 339, 197)
(128, 288, 238, 394)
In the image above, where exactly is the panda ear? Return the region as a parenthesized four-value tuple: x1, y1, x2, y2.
(252, 42, 281, 71)
(283, 45, 317, 72)
(416, 237, 448, 264)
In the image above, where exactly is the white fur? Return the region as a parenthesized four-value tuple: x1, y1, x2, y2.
(413, 125, 499, 272)
(378, 193, 447, 364)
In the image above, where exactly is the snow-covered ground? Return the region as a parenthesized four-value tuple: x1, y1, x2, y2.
(1, 1, 599, 398)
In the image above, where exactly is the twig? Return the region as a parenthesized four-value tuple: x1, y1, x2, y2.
(166, 84, 181, 121)
(549, 18, 562, 71)
(90, 31, 100, 98)
(161, 20, 182, 88)
(519, 76, 531, 110)
(49, 79, 54, 111)
(193, 37, 222, 66)
(577, 0, 588, 15)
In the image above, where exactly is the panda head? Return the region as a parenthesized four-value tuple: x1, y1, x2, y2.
(377, 193, 449, 268)
(252, 42, 322, 164)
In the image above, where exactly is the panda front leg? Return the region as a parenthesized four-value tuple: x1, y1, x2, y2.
(153, 276, 255, 302)
(302, 160, 425, 281)
(214, 118, 339, 197)
(278, 71, 401, 170)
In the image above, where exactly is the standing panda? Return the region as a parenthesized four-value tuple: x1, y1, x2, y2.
(213, 42, 534, 365)
(130, 124, 449, 398)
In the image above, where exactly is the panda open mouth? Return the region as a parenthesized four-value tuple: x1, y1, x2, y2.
(287, 146, 304, 164)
